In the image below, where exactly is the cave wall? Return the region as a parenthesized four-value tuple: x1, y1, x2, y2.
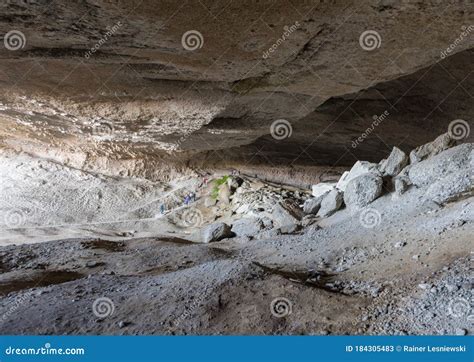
(0, 0, 472, 179)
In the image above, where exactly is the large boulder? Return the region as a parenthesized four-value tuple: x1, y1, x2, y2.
(409, 132, 455, 164)
(303, 195, 325, 214)
(311, 183, 335, 198)
(408, 144, 472, 187)
(317, 189, 344, 217)
(380, 147, 408, 176)
(204, 197, 217, 207)
(218, 183, 231, 204)
(336, 161, 381, 191)
(201, 222, 234, 243)
(231, 217, 264, 238)
(424, 167, 473, 204)
(271, 199, 304, 227)
(344, 173, 383, 208)
(335, 171, 349, 190)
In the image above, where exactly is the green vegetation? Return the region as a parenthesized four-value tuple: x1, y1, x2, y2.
(211, 175, 230, 199)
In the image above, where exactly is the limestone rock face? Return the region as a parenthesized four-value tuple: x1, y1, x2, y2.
(0, 2, 472, 175)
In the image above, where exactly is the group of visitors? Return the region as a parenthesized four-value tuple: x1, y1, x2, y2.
(159, 173, 213, 215)
(184, 192, 196, 205)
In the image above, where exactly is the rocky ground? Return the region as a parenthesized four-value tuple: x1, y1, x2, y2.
(0, 134, 472, 335)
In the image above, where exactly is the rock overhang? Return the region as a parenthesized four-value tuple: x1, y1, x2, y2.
(0, 0, 472, 172)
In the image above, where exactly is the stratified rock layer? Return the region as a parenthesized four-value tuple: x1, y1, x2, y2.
(0, 1, 472, 176)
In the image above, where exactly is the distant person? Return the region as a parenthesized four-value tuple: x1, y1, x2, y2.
(160, 204, 165, 214)
(184, 195, 190, 205)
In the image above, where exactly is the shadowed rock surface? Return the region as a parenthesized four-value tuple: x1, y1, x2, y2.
(0, 1, 472, 177)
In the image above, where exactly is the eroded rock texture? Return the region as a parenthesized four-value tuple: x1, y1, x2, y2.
(0, 0, 472, 179)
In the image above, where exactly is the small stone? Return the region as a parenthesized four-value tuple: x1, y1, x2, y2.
(394, 176, 410, 195)
(86, 261, 100, 268)
(120, 231, 135, 237)
(279, 223, 301, 234)
(445, 284, 457, 292)
(455, 328, 467, 336)
(394, 241, 406, 248)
